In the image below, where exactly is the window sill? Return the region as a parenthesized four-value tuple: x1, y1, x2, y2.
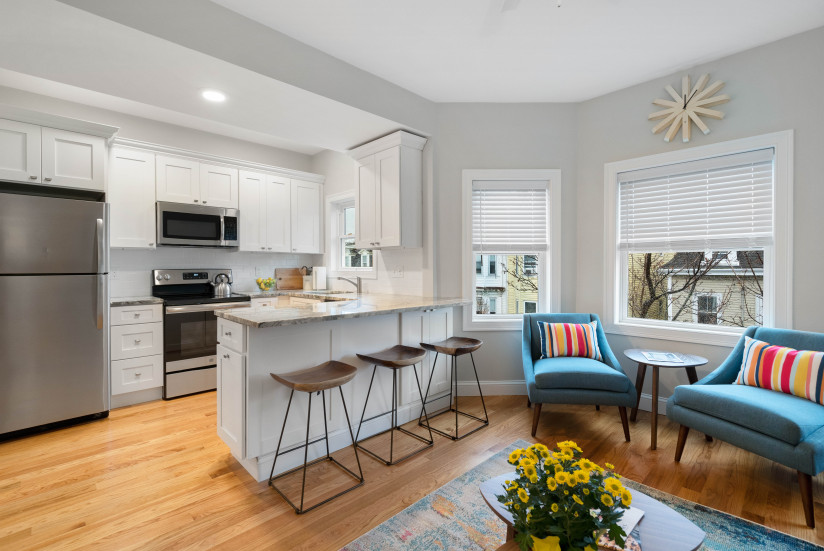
(462, 317, 523, 332)
(605, 321, 743, 347)
(328, 268, 378, 280)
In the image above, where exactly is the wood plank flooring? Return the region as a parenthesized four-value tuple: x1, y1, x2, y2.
(1, 393, 823, 550)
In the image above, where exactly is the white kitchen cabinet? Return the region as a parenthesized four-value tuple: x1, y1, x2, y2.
(217, 344, 245, 459)
(108, 147, 156, 249)
(290, 179, 323, 254)
(0, 119, 41, 183)
(200, 163, 238, 208)
(350, 131, 426, 249)
(156, 155, 200, 204)
(110, 305, 164, 397)
(217, 318, 245, 354)
(239, 171, 291, 253)
(41, 128, 106, 191)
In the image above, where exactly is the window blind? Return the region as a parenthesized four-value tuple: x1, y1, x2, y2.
(472, 181, 548, 252)
(617, 148, 774, 252)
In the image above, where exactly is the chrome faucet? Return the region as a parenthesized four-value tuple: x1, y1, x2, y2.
(337, 276, 362, 294)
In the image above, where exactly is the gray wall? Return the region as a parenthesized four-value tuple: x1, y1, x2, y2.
(576, 26, 824, 400)
(434, 103, 579, 384)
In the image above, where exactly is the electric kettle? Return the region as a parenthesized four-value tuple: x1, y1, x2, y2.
(211, 272, 233, 298)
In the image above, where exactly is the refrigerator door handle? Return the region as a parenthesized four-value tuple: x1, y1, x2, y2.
(96, 274, 105, 330)
(96, 218, 105, 274)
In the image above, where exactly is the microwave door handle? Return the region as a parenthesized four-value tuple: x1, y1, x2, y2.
(220, 215, 225, 246)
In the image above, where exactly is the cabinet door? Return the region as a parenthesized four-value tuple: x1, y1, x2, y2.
(156, 155, 200, 204)
(41, 128, 105, 191)
(217, 344, 245, 459)
(109, 147, 156, 248)
(200, 163, 238, 208)
(355, 154, 377, 248)
(290, 179, 322, 254)
(111, 354, 163, 395)
(266, 175, 292, 252)
(375, 147, 401, 247)
(239, 170, 267, 252)
(0, 119, 40, 183)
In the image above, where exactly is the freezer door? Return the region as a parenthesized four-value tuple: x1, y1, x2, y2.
(0, 274, 109, 435)
(0, 192, 108, 274)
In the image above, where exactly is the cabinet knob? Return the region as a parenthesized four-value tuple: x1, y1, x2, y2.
(223, 354, 230, 359)
(194, 199, 199, 203)
(134, 338, 142, 344)
(202, 201, 207, 204)
(261, 247, 265, 250)
(292, 248, 297, 252)
(29, 175, 37, 180)
(133, 313, 140, 318)
(268, 247, 272, 250)
(135, 372, 142, 377)
(44, 177, 52, 182)
(149, 243, 154, 246)
(225, 331, 232, 336)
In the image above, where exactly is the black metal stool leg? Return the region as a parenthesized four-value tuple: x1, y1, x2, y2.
(413, 362, 434, 443)
(339, 386, 364, 482)
(299, 392, 312, 512)
(418, 352, 439, 425)
(453, 355, 459, 437)
(322, 390, 330, 459)
(269, 389, 295, 483)
(355, 365, 378, 443)
(470, 352, 489, 423)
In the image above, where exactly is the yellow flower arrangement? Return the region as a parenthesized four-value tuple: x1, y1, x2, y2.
(500, 441, 631, 551)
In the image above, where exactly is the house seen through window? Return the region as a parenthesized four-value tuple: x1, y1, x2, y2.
(339, 204, 373, 270)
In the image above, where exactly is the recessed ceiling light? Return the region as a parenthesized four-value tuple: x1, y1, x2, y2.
(201, 89, 226, 102)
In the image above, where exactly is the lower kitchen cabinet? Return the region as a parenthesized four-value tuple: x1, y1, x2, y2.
(110, 305, 164, 400)
(217, 343, 245, 459)
(111, 355, 163, 395)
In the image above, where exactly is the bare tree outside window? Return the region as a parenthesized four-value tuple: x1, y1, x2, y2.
(626, 250, 764, 327)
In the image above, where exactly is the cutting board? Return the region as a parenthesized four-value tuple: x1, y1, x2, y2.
(275, 268, 303, 290)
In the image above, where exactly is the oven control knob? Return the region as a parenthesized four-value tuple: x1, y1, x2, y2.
(164, 274, 171, 280)
(156, 275, 163, 281)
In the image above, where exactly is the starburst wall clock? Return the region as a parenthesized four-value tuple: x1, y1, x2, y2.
(649, 74, 730, 143)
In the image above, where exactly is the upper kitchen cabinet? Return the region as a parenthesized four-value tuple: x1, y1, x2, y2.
(239, 170, 291, 253)
(0, 107, 116, 192)
(156, 155, 238, 208)
(41, 128, 105, 191)
(349, 130, 427, 249)
(200, 163, 238, 208)
(0, 119, 41, 183)
(156, 155, 200, 204)
(290, 179, 323, 254)
(108, 147, 156, 249)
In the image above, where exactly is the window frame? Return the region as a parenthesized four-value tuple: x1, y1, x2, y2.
(326, 192, 377, 279)
(603, 131, 793, 346)
(692, 293, 722, 325)
(462, 169, 562, 331)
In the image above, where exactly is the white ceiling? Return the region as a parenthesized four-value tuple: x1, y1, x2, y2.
(212, 0, 824, 102)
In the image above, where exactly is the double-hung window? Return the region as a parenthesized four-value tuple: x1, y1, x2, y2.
(327, 194, 374, 277)
(462, 169, 562, 331)
(604, 131, 793, 345)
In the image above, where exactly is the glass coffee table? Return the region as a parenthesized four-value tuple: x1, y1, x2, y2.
(481, 473, 705, 551)
(623, 349, 709, 450)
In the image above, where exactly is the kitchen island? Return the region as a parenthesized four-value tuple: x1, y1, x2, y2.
(214, 294, 467, 482)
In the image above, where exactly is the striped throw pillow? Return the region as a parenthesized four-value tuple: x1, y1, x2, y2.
(734, 336, 824, 404)
(537, 321, 602, 361)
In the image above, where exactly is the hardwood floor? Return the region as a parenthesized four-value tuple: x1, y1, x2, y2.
(1, 393, 823, 550)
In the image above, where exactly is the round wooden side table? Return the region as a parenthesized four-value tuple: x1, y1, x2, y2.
(623, 349, 708, 450)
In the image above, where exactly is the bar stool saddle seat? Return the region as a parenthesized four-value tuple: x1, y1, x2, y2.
(271, 361, 357, 392)
(357, 344, 427, 367)
(420, 337, 482, 356)
(355, 344, 434, 465)
(268, 360, 363, 514)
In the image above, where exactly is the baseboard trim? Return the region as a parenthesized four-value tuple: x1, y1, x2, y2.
(456, 382, 668, 414)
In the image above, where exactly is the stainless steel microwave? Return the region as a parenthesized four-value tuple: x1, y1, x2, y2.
(156, 202, 239, 248)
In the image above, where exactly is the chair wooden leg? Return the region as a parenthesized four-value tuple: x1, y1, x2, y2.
(618, 406, 630, 442)
(674, 425, 690, 462)
(531, 403, 542, 437)
(798, 471, 815, 528)
(595, 405, 600, 411)
(527, 397, 531, 408)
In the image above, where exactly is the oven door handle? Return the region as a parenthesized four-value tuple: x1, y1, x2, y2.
(165, 302, 251, 314)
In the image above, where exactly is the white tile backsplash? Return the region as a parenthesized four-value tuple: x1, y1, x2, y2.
(110, 248, 320, 297)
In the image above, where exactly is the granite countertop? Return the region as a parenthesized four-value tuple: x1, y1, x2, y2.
(239, 289, 356, 302)
(215, 294, 469, 328)
(110, 296, 164, 307)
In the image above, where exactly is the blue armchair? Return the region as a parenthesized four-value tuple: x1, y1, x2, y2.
(522, 313, 637, 440)
(668, 326, 824, 528)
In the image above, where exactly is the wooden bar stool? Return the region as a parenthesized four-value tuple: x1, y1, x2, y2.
(354, 345, 434, 465)
(419, 337, 489, 440)
(268, 361, 364, 514)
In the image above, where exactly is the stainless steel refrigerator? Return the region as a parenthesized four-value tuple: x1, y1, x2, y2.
(0, 191, 109, 438)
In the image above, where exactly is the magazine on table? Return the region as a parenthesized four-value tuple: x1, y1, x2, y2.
(641, 351, 684, 363)
(597, 506, 645, 551)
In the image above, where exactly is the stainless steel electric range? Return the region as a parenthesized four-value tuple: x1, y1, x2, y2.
(151, 269, 251, 399)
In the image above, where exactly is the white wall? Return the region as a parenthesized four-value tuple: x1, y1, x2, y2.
(311, 149, 426, 295)
(434, 103, 580, 384)
(576, 26, 824, 401)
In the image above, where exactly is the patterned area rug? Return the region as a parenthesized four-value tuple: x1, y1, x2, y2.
(340, 439, 824, 551)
